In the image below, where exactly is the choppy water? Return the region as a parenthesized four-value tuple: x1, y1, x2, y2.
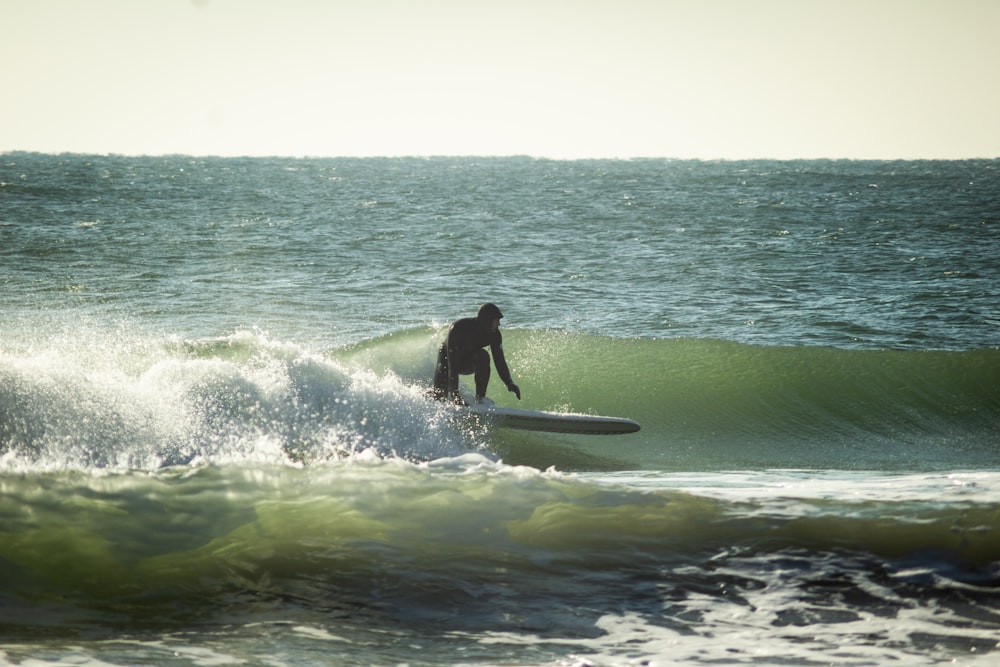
(1, 153, 998, 666)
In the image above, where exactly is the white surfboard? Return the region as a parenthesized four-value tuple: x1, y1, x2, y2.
(465, 402, 640, 435)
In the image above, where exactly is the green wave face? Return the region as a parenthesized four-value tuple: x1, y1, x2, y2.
(339, 328, 1000, 471)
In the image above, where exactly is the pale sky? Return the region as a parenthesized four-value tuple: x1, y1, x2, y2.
(3, 0, 998, 159)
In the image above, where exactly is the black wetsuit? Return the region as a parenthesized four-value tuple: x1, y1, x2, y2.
(432, 315, 516, 402)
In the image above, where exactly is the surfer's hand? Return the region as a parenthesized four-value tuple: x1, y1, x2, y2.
(507, 383, 521, 400)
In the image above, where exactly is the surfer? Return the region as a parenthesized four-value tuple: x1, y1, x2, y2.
(432, 303, 521, 404)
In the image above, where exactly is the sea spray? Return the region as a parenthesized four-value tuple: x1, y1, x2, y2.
(1, 332, 483, 472)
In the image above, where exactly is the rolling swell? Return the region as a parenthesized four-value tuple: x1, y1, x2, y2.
(1, 462, 997, 634)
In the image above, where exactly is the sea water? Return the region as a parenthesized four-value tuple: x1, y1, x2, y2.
(1, 154, 998, 666)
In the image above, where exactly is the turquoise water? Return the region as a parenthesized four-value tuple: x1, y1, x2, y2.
(1, 154, 999, 665)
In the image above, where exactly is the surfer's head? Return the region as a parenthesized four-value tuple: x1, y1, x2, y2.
(477, 303, 503, 331)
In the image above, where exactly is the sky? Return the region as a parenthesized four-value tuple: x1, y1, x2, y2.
(3, 0, 998, 160)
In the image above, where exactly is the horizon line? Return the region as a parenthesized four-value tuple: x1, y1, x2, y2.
(4, 149, 998, 163)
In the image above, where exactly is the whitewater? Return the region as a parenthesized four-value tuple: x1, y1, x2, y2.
(1, 154, 998, 666)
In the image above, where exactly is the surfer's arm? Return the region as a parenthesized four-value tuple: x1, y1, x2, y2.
(490, 339, 521, 400)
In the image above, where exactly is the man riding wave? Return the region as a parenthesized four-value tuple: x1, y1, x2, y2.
(432, 303, 521, 405)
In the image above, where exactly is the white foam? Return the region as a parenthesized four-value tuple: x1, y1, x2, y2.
(0, 331, 489, 472)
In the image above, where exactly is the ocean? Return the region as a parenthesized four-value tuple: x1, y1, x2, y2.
(1, 153, 998, 666)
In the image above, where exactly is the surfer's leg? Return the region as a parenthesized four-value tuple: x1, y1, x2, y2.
(472, 348, 490, 399)
(432, 345, 450, 400)
(439, 349, 475, 403)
